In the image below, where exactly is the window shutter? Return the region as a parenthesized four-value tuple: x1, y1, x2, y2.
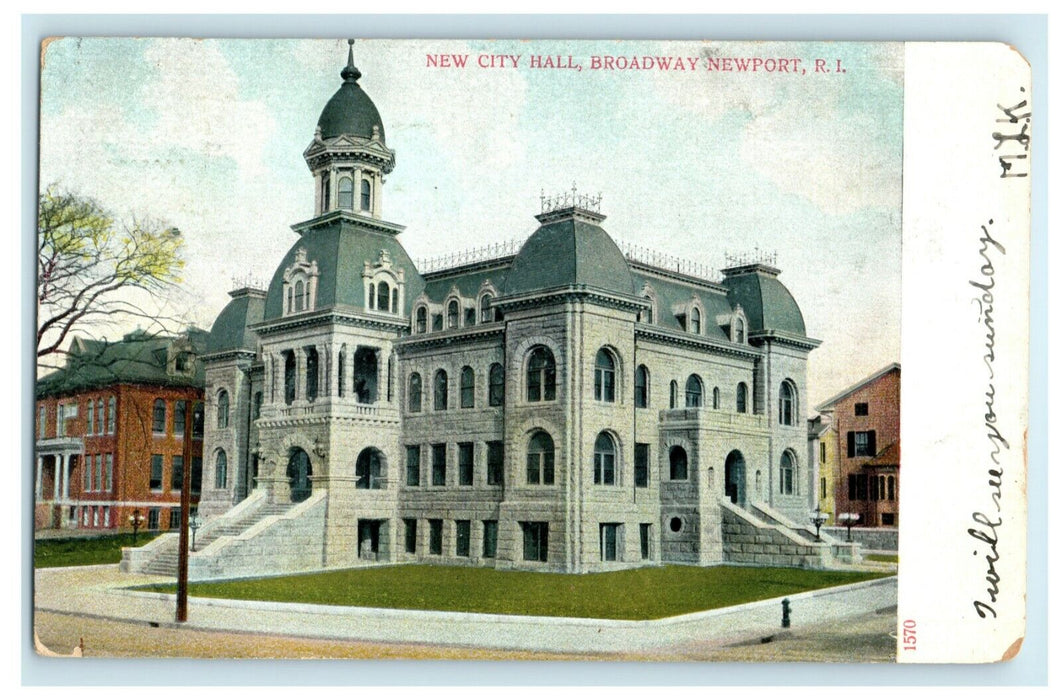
(868, 430, 877, 456)
(847, 431, 855, 457)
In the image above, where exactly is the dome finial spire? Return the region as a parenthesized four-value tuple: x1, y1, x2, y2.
(341, 38, 362, 83)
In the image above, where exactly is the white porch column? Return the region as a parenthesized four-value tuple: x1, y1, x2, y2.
(52, 455, 62, 501)
(62, 454, 71, 500)
(35, 456, 43, 499)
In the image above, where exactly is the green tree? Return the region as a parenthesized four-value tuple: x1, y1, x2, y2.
(37, 186, 185, 363)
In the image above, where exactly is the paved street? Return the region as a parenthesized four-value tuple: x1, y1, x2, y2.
(33, 564, 897, 662)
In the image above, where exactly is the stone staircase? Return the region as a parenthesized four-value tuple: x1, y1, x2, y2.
(137, 501, 293, 576)
(720, 499, 862, 570)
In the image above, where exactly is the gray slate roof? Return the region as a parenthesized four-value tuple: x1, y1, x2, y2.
(722, 268, 807, 336)
(207, 290, 265, 354)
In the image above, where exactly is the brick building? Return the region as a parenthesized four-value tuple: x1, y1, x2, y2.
(814, 363, 901, 528)
(122, 45, 862, 580)
(35, 330, 206, 533)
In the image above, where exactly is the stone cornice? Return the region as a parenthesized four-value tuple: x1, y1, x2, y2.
(749, 329, 822, 351)
(250, 308, 409, 336)
(496, 285, 644, 314)
(394, 323, 504, 353)
(200, 349, 257, 365)
(291, 210, 406, 237)
(635, 325, 764, 360)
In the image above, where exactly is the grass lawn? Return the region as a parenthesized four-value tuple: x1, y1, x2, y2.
(142, 564, 888, 620)
(865, 554, 899, 564)
(34, 533, 161, 568)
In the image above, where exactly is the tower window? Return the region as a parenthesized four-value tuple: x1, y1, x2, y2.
(526, 431, 555, 485)
(415, 306, 427, 333)
(634, 365, 649, 408)
(434, 369, 448, 411)
(593, 432, 617, 485)
(361, 179, 371, 211)
(594, 349, 616, 403)
(779, 380, 797, 426)
(338, 176, 353, 210)
(685, 375, 703, 408)
(377, 281, 390, 312)
(480, 294, 494, 323)
(690, 307, 701, 334)
(737, 382, 748, 414)
(447, 300, 459, 329)
(526, 346, 556, 402)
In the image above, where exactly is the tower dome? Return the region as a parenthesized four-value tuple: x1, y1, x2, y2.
(304, 40, 396, 220)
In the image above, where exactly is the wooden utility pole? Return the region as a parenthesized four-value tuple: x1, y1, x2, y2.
(176, 398, 193, 622)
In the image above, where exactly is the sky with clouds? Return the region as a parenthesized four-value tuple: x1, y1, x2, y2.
(39, 37, 903, 407)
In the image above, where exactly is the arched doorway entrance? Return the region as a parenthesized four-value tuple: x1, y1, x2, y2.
(355, 447, 384, 490)
(287, 448, 313, 503)
(724, 450, 746, 506)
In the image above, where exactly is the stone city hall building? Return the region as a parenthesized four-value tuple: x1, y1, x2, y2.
(125, 46, 860, 578)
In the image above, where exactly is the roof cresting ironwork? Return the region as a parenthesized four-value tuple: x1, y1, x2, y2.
(724, 247, 778, 268)
(540, 182, 602, 215)
(416, 238, 525, 274)
(231, 273, 266, 291)
(618, 240, 720, 283)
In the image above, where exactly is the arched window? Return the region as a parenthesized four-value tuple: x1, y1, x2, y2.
(216, 390, 230, 429)
(593, 432, 617, 485)
(669, 446, 688, 481)
(152, 399, 166, 433)
(526, 346, 556, 402)
(321, 173, 330, 211)
(735, 317, 746, 344)
(447, 300, 459, 329)
(712, 387, 720, 410)
(337, 349, 346, 398)
(460, 366, 475, 408)
(361, 178, 371, 211)
(215, 450, 228, 489)
(415, 306, 427, 333)
(594, 349, 616, 402)
(480, 294, 494, 323)
(489, 363, 505, 407)
(526, 431, 555, 485)
(690, 307, 701, 334)
(294, 280, 305, 312)
(338, 176, 353, 210)
(779, 381, 796, 426)
(96, 398, 104, 433)
(641, 296, 654, 324)
(284, 351, 296, 405)
(669, 380, 678, 409)
(434, 370, 448, 411)
(408, 373, 422, 413)
(107, 397, 116, 433)
(634, 365, 649, 408)
(355, 448, 383, 490)
(685, 375, 703, 408)
(377, 281, 390, 312)
(780, 451, 795, 495)
(736, 382, 748, 414)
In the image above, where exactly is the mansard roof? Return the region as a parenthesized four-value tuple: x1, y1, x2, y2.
(206, 287, 266, 355)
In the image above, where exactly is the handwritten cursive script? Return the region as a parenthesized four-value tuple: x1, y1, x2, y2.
(968, 219, 1008, 619)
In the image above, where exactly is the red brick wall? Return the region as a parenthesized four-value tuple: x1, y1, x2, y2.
(831, 368, 901, 527)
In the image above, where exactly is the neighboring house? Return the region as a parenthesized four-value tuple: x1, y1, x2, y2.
(814, 363, 901, 528)
(808, 415, 837, 525)
(35, 329, 207, 533)
(125, 46, 842, 578)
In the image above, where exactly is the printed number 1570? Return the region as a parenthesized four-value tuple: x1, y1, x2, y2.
(902, 619, 917, 651)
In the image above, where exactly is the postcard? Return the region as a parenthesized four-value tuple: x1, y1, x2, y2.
(32, 37, 1030, 665)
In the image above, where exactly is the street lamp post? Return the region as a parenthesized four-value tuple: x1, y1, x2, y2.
(128, 509, 145, 545)
(810, 505, 829, 541)
(189, 511, 201, 552)
(838, 512, 860, 542)
(176, 398, 194, 623)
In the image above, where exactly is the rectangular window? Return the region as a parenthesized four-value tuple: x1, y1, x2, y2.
(105, 454, 113, 492)
(83, 455, 92, 491)
(150, 454, 163, 490)
(92, 506, 99, 528)
(171, 455, 184, 491)
(600, 523, 619, 562)
(820, 442, 827, 463)
(855, 402, 869, 416)
(405, 445, 421, 486)
(634, 443, 649, 488)
(107, 397, 116, 434)
(429, 519, 443, 555)
(455, 520, 471, 557)
(431, 444, 447, 486)
(191, 456, 202, 495)
(86, 399, 94, 435)
(482, 520, 498, 558)
(882, 513, 896, 526)
(192, 402, 204, 438)
(847, 430, 877, 458)
(458, 443, 474, 486)
(147, 508, 161, 531)
(169, 508, 182, 531)
(404, 519, 417, 554)
(521, 521, 548, 562)
(95, 455, 102, 494)
(486, 441, 504, 486)
(820, 476, 826, 500)
(639, 523, 651, 560)
(102, 506, 110, 528)
(152, 400, 166, 434)
(56, 404, 66, 437)
(174, 400, 187, 436)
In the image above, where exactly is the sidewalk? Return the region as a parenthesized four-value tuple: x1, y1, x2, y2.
(34, 564, 898, 655)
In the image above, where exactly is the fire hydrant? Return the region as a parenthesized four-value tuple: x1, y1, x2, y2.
(781, 598, 791, 628)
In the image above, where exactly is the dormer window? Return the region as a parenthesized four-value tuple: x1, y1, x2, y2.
(735, 317, 746, 344)
(361, 179, 372, 211)
(415, 306, 427, 333)
(283, 247, 319, 317)
(377, 281, 391, 312)
(447, 300, 460, 329)
(691, 307, 701, 334)
(338, 176, 353, 210)
(480, 294, 494, 323)
(362, 249, 405, 316)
